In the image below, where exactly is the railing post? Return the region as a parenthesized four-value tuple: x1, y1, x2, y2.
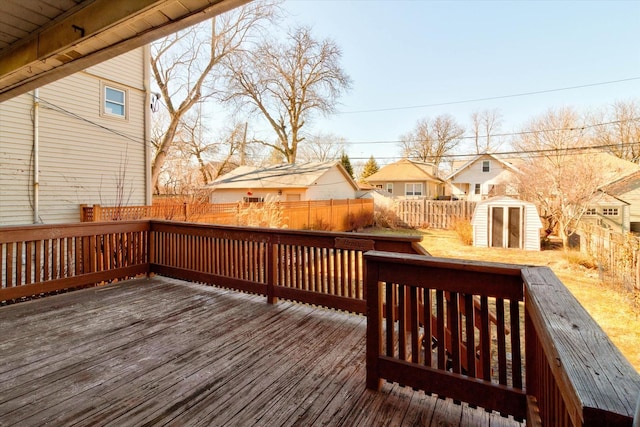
(365, 255, 382, 391)
(79, 204, 87, 222)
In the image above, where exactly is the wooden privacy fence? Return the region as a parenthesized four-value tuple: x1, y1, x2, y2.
(81, 199, 373, 232)
(393, 199, 476, 229)
(578, 223, 640, 294)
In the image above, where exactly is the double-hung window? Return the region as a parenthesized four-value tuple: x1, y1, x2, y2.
(386, 183, 393, 194)
(103, 85, 127, 118)
(405, 183, 423, 197)
(482, 160, 490, 172)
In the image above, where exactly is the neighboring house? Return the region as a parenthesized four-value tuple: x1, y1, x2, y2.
(582, 192, 631, 234)
(471, 196, 543, 251)
(205, 161, 359, 203)
(599, 170, 640, 232)
(446, 153, 519, 202)
(364, 159, 444, 199)
(0, 47, 152, 225)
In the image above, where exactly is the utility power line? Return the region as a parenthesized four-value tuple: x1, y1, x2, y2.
(338, 77, 640, 114)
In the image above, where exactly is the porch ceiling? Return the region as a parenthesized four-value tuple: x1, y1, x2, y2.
(0, 0, 250, 102)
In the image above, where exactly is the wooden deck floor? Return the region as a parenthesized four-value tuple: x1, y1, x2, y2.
(0, 277, 523, 427)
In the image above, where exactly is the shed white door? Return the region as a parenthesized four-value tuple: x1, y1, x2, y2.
(490, 206, 522, 249)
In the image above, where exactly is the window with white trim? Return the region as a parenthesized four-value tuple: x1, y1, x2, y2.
(482, 160, 490, 172)
(602, 208, 619, 216)
(386, 183, 393, 194)
(405, 183, 423, 197)
(585, 208, 597, 215)
(103, 85, 126, 118)
(474, 183, 481, 195)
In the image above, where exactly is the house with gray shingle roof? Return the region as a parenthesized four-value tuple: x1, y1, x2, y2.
(204, 161, 359, 203)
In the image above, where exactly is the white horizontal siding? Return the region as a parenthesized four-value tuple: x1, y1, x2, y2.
(306, 167, 356, 200)
(85, 48, 146, 90)
(0, 93, 37, 224)
(0, 48, 148, 225)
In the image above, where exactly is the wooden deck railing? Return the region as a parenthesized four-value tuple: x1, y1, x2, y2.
(0, 221, 149, 301)
(0, 220, 425, 306)
(149, 221, 427, 314)
(2, 221, 639, 425)
(364, 250, 640, 426)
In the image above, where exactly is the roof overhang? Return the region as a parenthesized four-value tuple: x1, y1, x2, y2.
(0, 0, 250, 102)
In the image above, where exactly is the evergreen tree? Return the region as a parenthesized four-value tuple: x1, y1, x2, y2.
(359, 155, 379, 182)
(340, 152, 354, 179)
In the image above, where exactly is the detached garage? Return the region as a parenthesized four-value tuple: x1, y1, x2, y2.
(471, 196, 542, 251)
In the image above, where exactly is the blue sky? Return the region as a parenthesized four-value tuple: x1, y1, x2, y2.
(280, 0, 640, 164)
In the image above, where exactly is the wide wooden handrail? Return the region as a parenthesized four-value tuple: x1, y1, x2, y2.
(523, 266, 640, 426)
(364, 250, 640, 426)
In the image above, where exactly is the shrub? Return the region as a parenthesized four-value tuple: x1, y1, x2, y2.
(236, 197, 286, 228)
(347, 210, 374, 231)
(452, 218, 473, 246)
(563, 250, 597, 270)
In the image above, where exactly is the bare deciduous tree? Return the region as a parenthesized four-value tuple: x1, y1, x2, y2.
(296, 132, 346, 162)
(399, 114, 464, 168)
(470, 108, 503, 154)
(590, 100, 640, 163)
(150, 2, 276, 190)
(223, 26, 352, 163)
(512, 107, 609, 249)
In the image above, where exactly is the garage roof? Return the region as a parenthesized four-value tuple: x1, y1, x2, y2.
(0, 0, 249, 102)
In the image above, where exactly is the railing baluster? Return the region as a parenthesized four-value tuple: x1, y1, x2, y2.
(464, 294, 476, 377)
(480, 295, 491, 381)
(385, 283, 394, 357)
(423, 287, 432, 367)
(496, 298, 507, 385)
(398, 284, 406, 361)
(436, 289, 446, 371)
(510, 299, 523, 389)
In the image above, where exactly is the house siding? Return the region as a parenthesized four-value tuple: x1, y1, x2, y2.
(306, 167, 356, 200)
(367, 180, 440, 199)
(449, 157, 515, 201)
(0, 48, 148, 225)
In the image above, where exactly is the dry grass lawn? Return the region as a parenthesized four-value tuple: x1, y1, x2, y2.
(376, 228, 640, 372)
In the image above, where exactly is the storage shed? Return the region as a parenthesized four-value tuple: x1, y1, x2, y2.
(471, 196, 543, 251)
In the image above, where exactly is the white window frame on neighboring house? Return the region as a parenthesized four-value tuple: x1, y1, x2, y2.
(474, 183, 481, 195)
(405, 183, 423, 197)
(386, 183, 393, 194)
(102, 83, 127, 119)
(602, 207, 619, 216)
(482, 160, 490, 172)
(585, 208, 597, 215)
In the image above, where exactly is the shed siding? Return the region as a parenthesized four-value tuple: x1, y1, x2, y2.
(0, 48, 148, 225)
(472, 197, 542, 251)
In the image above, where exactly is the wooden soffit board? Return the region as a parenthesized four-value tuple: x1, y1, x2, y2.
(0, 0, 251, 102)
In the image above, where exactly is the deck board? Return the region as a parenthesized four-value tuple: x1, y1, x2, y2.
(0, 277, 523, 427)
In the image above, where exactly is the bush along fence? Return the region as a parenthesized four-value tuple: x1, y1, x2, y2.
(80, 199, 374, 232)
(579, 222, 640, 298)
(392, 199, 476, 229)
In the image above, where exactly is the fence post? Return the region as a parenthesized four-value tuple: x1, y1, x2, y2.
(79, 204, 87, 222)
(92, 204, 101, 222)
(183, 203, 189, 221)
